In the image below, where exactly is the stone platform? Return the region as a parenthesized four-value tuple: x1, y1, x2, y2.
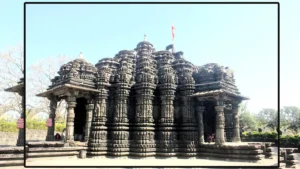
(0, 146, 24, 167)
(24, 141, 270, 164)
(26, 155, 278, 167)
(197, 142, 265, 162)
(26, 141, 86, 159)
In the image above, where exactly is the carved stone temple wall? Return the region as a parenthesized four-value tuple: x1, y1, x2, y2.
(40, 39, 248, 157)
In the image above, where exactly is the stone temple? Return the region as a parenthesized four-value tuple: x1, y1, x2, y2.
(37, 38, 259, 159)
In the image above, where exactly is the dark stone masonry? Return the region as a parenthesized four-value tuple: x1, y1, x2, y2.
(37, 38, 250, 157)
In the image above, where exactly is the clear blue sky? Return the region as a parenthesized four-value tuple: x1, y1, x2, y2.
(1, 0, 298, 114)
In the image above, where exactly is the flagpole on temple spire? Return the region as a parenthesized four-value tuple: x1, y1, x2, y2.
(171, 24, 175, 44)
(171, 24, 176, 53)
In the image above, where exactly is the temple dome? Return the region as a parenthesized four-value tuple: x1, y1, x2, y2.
(58, 57, 97, 79)
(135, 35, 155, 54)
(136, 40, 153, 48)
(50, 53, 97, 89)
(195, 63, 236, 84)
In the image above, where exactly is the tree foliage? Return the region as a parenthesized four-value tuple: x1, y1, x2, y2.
(0, 44, 23, 117)
(239, 102, 258, 132)
(280, 106, 300, 134)
(26, 54, 71, 122)
(255, 108, 278, 131)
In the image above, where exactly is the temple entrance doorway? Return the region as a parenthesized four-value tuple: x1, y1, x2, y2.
(74, 97, 87, 142)
(203, 101, 216, 142)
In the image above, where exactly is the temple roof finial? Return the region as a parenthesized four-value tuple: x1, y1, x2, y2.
(144, 34, 147, 41)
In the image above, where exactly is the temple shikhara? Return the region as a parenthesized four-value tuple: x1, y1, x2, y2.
(36, 37, 263, 159)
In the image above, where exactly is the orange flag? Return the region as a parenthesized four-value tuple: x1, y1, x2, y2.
(172, 25, 176, 42)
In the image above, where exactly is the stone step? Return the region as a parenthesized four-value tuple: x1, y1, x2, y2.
(198, 148, 263, 155)
(155, 152, 177, 156)
(199, 152, 264, 160)
(106, 152, 130, 156)
(0, 159, 23, 167)
(28, 146, 86, 152)
(0, 153, 23, 160)
(27, 151, 79, 158)
(0, 147, 24, 154)
(87, 151, 107, 156)
(129, 152, 156, 156)
(26, 141, 65, 147)
(201, 144, 262, 150)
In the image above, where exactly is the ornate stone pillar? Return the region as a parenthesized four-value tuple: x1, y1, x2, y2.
(109, 88, 130, 156)
(46, 97, 57, 141)
(196, 102, 205, 144)
(131, 51, 157, 157)
(232, 103, 241, 142)
(178, 93, 198, 156)
(84, 99, 94, 142)
(66, 96, 76, 142)
(156, 64, 177, 156)
(215, 100, 225, 145)
(88, 91, 109, 155)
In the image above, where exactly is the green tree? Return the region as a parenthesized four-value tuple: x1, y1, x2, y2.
(280, 106, 300, 134)
(239, 103, 257, 131)
(255, 108, 278, 131)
